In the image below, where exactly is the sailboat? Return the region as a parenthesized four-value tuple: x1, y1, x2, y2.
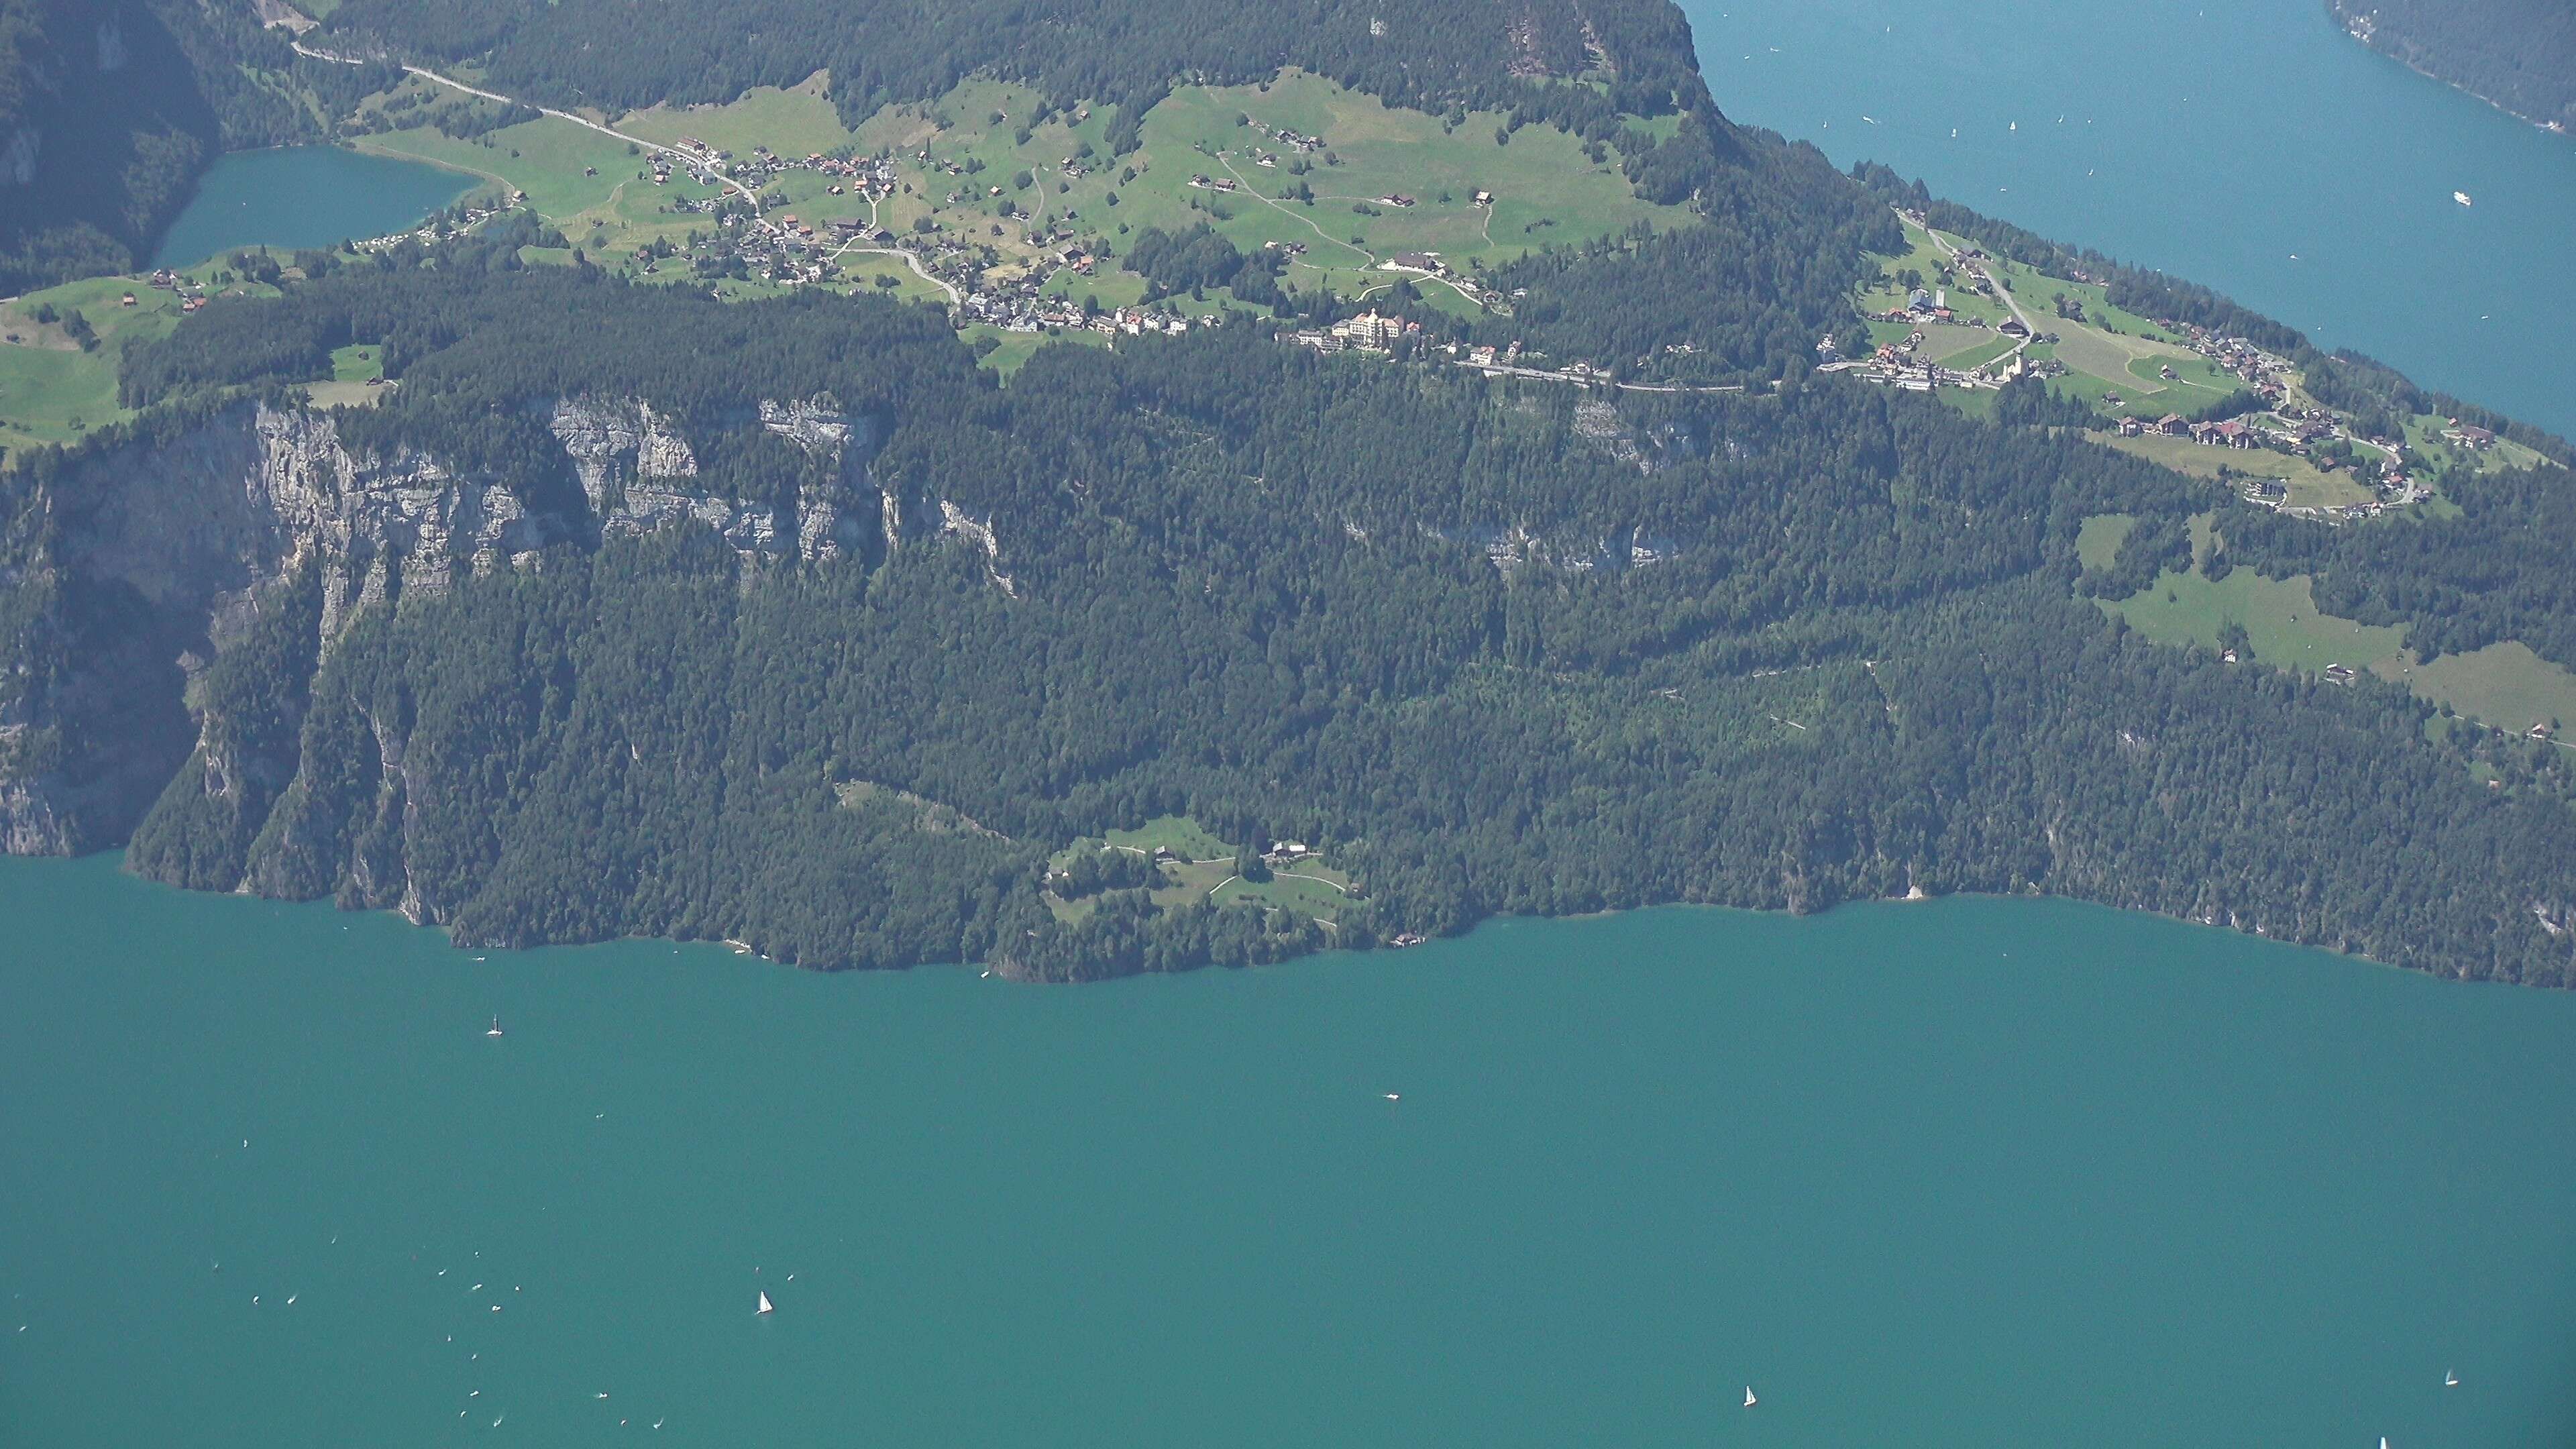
(486, 1016, 504, 1038)
(2454, 191, 2473, 207)
(757, 1290, 774, 1316)
(1743, 1387, 1758, 1408)
(2445, 1370, 2459, 1387)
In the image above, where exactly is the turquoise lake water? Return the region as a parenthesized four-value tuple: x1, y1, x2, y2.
(152, 146, 476, 270)
(3, 855, 2572, 1446)
(1683, 0, 2576, 438)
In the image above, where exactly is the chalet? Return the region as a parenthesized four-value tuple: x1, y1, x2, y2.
(1998, 317, 2029, 338)
(120, 292, 137, 307)
(2322, 664, 2358, 686)
(1377, 194, 1415, 208)
(1472, 189, 1493, 205)
(1385, 252, 1440, 272)
(2155, 413, 2188, 437)
(2445, 423, 2496, 450)
(2116, 417, 2145, 437)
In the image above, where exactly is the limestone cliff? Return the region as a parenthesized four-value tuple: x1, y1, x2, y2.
(0, 388, 914, 857)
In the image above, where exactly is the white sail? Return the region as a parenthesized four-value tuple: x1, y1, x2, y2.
(757, 1290, 773, 1315)
(1743, 1387, 1757, 1408)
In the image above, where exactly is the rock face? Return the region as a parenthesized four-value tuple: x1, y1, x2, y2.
(0, 127, 37, 188)
(0, 390, 912, 855)
(547, 393, 883, 561)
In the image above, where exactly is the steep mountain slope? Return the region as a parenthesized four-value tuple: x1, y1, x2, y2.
(0, 0, 379, 293)
(2330, 0, 2576, 132)
(5, 2, 2574, 985)
(9, 264, 2574, 983)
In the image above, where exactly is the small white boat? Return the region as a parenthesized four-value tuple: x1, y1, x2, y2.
(1382, 1092, 1401, 1102)
(757, 1290, 774, 1316)
(1743, 1386, 1758, 1408)
(2455, 191, 2473, 207)
(2445, 1370, 2459, 1387)
(486, 1017, 504, 1038)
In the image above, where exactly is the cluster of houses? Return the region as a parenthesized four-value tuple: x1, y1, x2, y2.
(2152, 320, 2294, 404)
(141, 269, 212, 313)
(1243, 119, 1325, 153)
(2114, 413, 2258, 447)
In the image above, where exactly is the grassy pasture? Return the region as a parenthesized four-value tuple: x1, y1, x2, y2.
(2104, 567, 2405, 674)
(2098, 432, 2374, 512)
(2076, 513, 2136, 572)
(0, 267, 256, 454)
(358, 114, 626, 221)
(1103, 816, 1234, 861)
(2385, 643, 2576, 737)
(615, 74, 856, 160)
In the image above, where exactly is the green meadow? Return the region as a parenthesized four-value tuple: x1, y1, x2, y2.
(2388, 643, 2576, 737)
(2099, 431, 2374, 512)
(2105, 565, 2405, 674)
(0, 266, 270, 456)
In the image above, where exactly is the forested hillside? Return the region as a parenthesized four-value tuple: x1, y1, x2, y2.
(0, 0, 387, 292)
(318, 0, 1711, 135)
(10, 262, 2573, 985)
(2330, 0, 2576, 133)
(8, 0, 2575, 987)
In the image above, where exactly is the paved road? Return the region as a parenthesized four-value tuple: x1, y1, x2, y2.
(295, 40, 959, 299)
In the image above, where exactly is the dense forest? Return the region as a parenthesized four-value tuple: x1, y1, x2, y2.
(2328, 0, 2576, 132)
(316, 0, 1699, 125)
(0, 0, 392, 292)
(12, 262, 2574, 986)
(8, 1, 2575, 989)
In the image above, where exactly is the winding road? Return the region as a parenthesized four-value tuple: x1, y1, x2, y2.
(294, 40, 958, 300)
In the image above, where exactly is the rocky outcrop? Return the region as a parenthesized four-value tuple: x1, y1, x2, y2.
(0, 127, 36, 188)
(938, 500, 1017, 597)
(547, 392, 884, 562)
(0, 386, 997, 857)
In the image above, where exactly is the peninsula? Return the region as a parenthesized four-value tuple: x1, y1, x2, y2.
(2, 0, 2571, 987)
